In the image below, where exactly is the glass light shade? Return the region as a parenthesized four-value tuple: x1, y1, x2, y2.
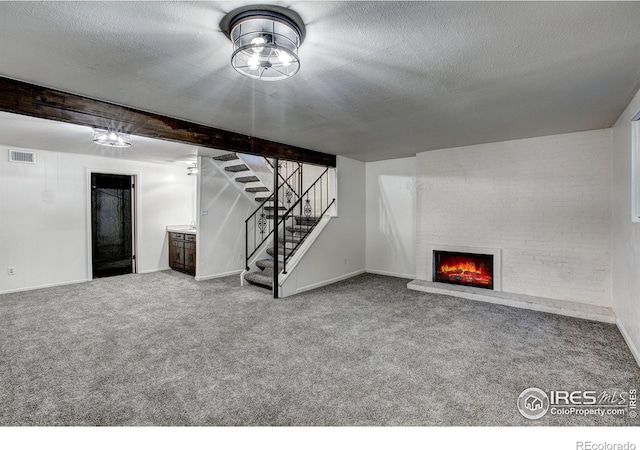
(93, 129, 131, 148)
(229, 11, 302, 81)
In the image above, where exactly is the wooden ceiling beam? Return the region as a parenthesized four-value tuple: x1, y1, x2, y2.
(0, 76, 336, 167)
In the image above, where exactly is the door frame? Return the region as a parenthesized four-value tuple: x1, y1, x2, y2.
(86, 168, 140, 280)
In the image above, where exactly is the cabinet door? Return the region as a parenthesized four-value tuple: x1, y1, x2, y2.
(168, 233, 177, 269)
(169, 233, 184, 270)
(174, 241, 185, 267)
(184, 240, 196, 275)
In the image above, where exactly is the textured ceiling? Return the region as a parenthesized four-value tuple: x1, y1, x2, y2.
(1, 1, 639, 162)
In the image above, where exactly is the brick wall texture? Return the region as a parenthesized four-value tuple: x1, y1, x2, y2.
(416, 130, 612, 306)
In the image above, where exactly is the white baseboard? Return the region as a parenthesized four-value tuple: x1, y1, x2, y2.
(295, 269, 366, 295)
(195, 269, 243, 282)
(0, 278, 90, 295)
(138, 267, 170, 274)
(616, 318, 640, 369)
(366, 269, 415, 280)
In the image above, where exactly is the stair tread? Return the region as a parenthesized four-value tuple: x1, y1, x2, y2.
(280, 235, 303, 244)
(266, 247, 295, 257)
(265, 215, 292, 220)
(235, 175, 260, 183)
(225, 164, 249, 173)
(256, 259, 274, 270)
(295, 216, 320, 222)
(212, 153, 238, 162)
(246, 186, 270, 193)
(244, 272, 272, 289)
(255, 196, 271, 202)
(286, 225, 314, 233)
(264, 205, 287, 211)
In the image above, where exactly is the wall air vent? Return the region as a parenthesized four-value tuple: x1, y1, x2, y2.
(8, 149, 36, 164)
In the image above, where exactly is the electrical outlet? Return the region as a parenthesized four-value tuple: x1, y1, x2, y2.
(7, 267, 15, 276)
(343, 258, 347, 265)
(201, 208, 209, 216)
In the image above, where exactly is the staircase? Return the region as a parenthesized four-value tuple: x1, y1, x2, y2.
(208, 153, 334, 296)
(241, 163, 334, 296)
(244, 216, 319, 290)
(211, 151, 313, 293)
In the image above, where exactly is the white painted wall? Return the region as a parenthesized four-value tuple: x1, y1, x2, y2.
(365, 157, 416, 278)
(280, 156, 366, 296)
(0, 145, 196, 294)
(611, 88, 640, 365)
(196, 156, 256, 280)
(415, 130, 613, 306)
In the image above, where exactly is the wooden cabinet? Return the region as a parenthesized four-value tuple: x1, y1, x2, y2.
(169, 232, 196, 275)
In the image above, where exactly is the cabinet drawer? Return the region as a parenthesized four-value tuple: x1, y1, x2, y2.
(185, 234, 196, 242)
(172, 232, 184, 240)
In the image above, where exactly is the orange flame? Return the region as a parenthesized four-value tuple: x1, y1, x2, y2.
(436, 255, 492, 286)
(440, 261, 485, 276)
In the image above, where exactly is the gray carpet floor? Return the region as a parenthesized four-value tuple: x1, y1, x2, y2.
(1, 271, 638, 426)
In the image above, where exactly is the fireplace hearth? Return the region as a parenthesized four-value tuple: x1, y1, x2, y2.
(433, 250, 494, 290)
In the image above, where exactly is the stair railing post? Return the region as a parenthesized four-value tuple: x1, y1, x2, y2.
(245, 219, 249, 271)
(299, 164, 303, 219)
(273, 158, 279, 299)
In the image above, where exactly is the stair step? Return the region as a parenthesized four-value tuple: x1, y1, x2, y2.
(264, 205, 287, 211)
(266, 215, 296, 220)
(225, 164, 249, 173)
(255, 195, 271, 202)
(295, 216, 320, 226)
(279, 235, 303, 244)
(212, 153, 238, 162)
(266, 246, 295, 258)
(246, 186, 270, 193)
(277, 241, 296, 250)
(256, 259, 274, 270)
(265, 214, 294, 220)
(235, 175, 260, 183)
(285, 225, 314, 234)
(244, 271, 272, 290)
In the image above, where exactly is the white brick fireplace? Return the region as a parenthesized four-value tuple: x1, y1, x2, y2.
(408, 129, 615, 322)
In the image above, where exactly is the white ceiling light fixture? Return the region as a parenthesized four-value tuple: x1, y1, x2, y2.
(221, 6, 306, 81)
(93, 129, 131, 148)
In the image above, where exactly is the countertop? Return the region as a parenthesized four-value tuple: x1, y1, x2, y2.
(167, 225, 197, 235)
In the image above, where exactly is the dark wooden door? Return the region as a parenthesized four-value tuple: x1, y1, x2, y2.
(91, 173, 134, 278)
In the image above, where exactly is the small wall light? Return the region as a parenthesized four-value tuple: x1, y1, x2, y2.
(187, 163, 198, 176)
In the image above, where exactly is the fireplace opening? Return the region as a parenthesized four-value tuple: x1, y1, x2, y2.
(433, 250, 494, 290)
